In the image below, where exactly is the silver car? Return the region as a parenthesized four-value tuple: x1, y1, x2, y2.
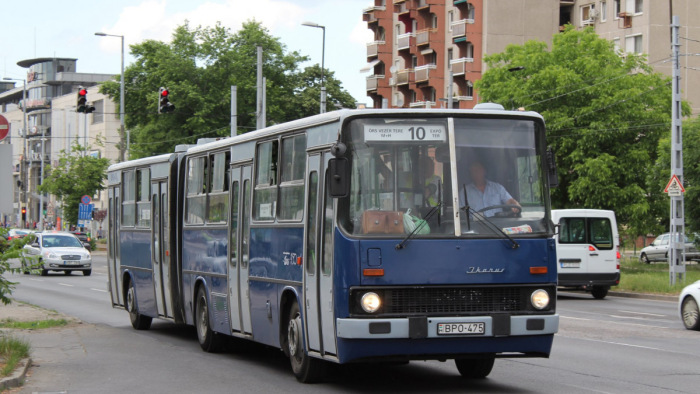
(639, 233, 700, 263)
(22, 231, 92, 276)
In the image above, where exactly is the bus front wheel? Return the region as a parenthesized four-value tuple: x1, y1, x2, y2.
(285, 302, 325, 383)
(455, 357, 495, 379)
(126, 279, 152, 330)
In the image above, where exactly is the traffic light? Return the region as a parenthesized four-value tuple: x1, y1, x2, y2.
(77, 87, 87, 113)
(21, 207, 26, 221)
(158, 87, 175, 113)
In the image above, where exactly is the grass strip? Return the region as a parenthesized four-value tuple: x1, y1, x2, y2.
(0, 319, 68, 330)
(0, 335, 31, 377)
(616, 257, 700, 295)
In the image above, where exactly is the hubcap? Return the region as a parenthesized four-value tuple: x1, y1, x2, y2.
(198, 297, 208, 340)
(683, 298, 699, 327)
(127, 287, 136, 313)
(288, 315, 300, 358)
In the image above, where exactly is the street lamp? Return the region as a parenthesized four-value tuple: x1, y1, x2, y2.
(3, 77, 28, 226)
(301, 21, 326, 114)
(94, 32, 127, 160)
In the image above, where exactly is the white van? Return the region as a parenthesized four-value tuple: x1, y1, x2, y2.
(552, 209, 621, 299)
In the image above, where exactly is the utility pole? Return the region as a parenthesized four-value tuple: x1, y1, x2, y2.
(231, 86, 237, 137)
(447, 70, 454, 109)
(256, 46, 264, 130)
(668, 15, 685, 286)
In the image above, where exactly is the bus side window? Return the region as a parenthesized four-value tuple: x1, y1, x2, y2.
(136, 168, 151, 228)
(279, 135, 306, 221)
(207, 152, 230, 223)
(254, 140, 279, 220)
(122, 170, 136, 226)
(185, 156, 206, 225)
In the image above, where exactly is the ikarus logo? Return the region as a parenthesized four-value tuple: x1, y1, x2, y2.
(467, 267, 505, 274)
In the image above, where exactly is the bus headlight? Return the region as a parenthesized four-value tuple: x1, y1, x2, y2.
(531, 289, 550, 310)
(361, 292, 381, 313)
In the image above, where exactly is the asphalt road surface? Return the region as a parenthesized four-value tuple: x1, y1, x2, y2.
(7, 255, 700, 393)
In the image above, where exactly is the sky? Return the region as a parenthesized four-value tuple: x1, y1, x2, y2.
(0, 0, 375, 105)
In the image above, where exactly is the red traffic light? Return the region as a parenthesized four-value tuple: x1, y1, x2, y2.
(21, 208, 26, 214)
(79, 88, 87, 96)
(161, 89, 169, 97)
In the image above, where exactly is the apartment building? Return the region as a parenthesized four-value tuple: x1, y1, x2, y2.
(0, 57, 118, 228)
(364, 0, 700, 112)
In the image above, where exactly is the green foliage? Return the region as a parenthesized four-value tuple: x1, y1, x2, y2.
(38, 142, 110, 226)
(0, 318, 69, 330)
(0, 335, 31, 377)
(618, 257, 700, 294)
(648, 116, 700, 235)
(477, 26, 684, 237)
(0, 229, 37, 305)
(100, 21, 357, 159)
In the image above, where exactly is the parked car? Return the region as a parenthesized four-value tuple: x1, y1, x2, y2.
(70, 231, 92, 250)
(21, 231, 92, 276)
(679, 280, 700, 330)
(552, 209, 621, 299)
(639, 233, 700, 263)
(7, 228, 33, 241)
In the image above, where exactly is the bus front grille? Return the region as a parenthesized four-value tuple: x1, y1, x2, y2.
(386, 287, 524, 315)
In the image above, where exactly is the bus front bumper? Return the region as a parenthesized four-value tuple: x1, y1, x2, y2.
(336, 314, 558, 339)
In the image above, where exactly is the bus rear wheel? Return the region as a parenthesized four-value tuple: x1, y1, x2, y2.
(455, 357, 495, 379)
(285, 302, 325, 383)
(126, 279, 152, 330)
(195, 287, 223, 353)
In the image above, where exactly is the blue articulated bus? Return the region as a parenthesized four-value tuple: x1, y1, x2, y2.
(107, 105, 559, 382)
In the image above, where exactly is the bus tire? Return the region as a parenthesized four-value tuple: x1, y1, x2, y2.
(285, 302, 325, 383)
(126, 278, 152, 330)
(195, 286, 223, 353)
(455, 357, 495, 379)
(591, 286, 609, 299)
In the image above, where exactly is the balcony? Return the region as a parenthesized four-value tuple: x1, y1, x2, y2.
(416, 29, 434, 46)
(363, 4, 386, 23)
(395, 2, 409, 14)
(366, 75, 385, 92)
(395, 69, 414, 85)
(451, 19, 473, 39)
(393, 0, 407, 3)
(415, 64, 436, 82)
(409, 100, 436, 108)
(366, 41, 385, 58)
(450, 57, 474, 76)
(397, 33, 414, 51)
(416, 0, 429, 10)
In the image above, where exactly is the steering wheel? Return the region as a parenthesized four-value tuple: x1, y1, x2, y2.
(477, 204, 522, 218)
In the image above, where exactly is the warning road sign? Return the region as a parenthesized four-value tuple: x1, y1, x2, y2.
(664, 174, 685, 197)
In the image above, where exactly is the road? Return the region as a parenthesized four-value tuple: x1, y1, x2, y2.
(6, 255, 700, 393)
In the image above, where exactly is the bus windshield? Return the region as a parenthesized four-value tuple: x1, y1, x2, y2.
(339, 117, 550, 237)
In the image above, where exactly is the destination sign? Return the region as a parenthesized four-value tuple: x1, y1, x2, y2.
(364, 124, 446, 142)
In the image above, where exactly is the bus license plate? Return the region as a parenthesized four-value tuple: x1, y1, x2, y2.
(63, 261, 80, 265)
(437, 322, 485, 335)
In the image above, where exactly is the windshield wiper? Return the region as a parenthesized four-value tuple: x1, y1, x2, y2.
(395, 201, 442, 250)
(460, 194, 519, 249)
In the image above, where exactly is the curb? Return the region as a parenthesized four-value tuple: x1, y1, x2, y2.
(0, 357, 32, 391)
(607, 291, 678, 302)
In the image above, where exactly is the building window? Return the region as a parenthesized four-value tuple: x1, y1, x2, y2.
(427, 87, 436, 102)
(466, 42, 474, 59)
(634, 0, 642, 13)
(625, 34, 642, 53)
(613, 0, 620, 17)
(447, 48, 453, 63)
(467, 3, 475, 20)
(600, 1, 607, 21)
(92, 100, 104, 124)
(412, 55, 418, 68)
(448, 11, 454, 31)
(612, 38, 621, 53)
(466, 81, 474, 98)
(431, 13, 438, 29)
(581, 4, 596, 24)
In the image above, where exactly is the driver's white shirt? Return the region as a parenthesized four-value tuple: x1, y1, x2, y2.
(461, 180, 513, 217)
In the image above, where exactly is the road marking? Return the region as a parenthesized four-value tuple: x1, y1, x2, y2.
(29, 278, 44, 282)
(560, 315, 671, 329)
(90, 288, 108, 293)
(618, 310, 666, 317)
(609, 314, 671, 322)
(557, 335, 664, 352)
(58, 283, 74, 287)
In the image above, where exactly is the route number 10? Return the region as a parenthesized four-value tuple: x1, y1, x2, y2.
(408, 126, 426, 140)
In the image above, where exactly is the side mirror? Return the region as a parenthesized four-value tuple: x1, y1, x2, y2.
(328, 158, 350, 198)
(546, 147, 559, 188)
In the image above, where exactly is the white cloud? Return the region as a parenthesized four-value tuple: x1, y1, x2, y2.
(96, 0, 306, 53)
(349, 19, 373, 45)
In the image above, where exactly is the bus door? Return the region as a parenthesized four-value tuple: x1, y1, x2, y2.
(229, 165, 253, 334)
(151, 181, 165, 316)
(228, 167, 242, 333)
(107, 187, 121, 306)
(303, 152, 337, 356)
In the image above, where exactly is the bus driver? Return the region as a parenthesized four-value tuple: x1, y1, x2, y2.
(462, 161, 520, 217)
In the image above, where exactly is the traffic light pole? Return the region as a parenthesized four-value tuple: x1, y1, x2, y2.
(669, 15, 685, 286)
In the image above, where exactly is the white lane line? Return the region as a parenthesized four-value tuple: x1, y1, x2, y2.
(560, 315, 671, 329)
(617, 310, 666, 317)
(609, 314, 670, 322)
(90, 288, 108, 293)
(58, 283, 74, 287)
(556, 334, 665, 352)
(29, 278, 44, 282)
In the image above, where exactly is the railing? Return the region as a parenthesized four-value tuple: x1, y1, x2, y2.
(409, 100, 436, 108)
(366, 75, 385, 91)
(397, 33, 414, 50)
(416, 29, 434, 46)
(395, 69, 413, 85)
(395, 2, 409, 13)
(393, 0, 407, 3)
(416, 0, 428, 9)
(415, 64, 436, 82)
(450, 57, 474, 75)
(451, 19, 473, 38)
(366, 41, 385, 58)
(363, 5, 387, 13)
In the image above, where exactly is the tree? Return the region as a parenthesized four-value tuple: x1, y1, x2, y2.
(648, 116, 700, 236)
(0, 229, 35, 305)
(476, 26, 686, 238)
(100, 21, 357, 159)
(38, 143, 111, 226)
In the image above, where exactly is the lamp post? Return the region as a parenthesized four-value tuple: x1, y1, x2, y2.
(3, 77, 28, 226)
(301, 22, 326, 114)
(95, 32, 126, 160)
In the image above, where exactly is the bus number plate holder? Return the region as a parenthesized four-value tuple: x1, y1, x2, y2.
(437, 322, 485, 335)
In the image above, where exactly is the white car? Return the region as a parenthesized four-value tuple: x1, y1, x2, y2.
(22, 231, 92, 276)
(680, 280, 700, 330)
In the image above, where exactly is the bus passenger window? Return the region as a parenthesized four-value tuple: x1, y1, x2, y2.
(254, 140, 279, 220)
(279, 135, 306, 221)
(207, 152, 230, 223)
(122, 170, 136, 226)
(136, 168, 151, 227)
(186, 156, 206, 225)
